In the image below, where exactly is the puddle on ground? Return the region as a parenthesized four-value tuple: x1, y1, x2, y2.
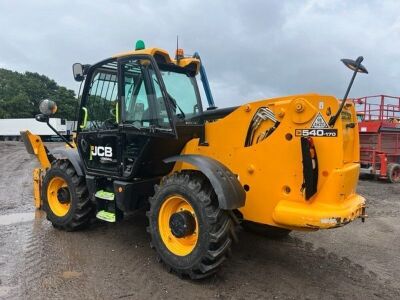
(0, 212, 35, 226)
(0, 286, 13, 298)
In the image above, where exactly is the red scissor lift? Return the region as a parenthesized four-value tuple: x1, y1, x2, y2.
(354, 95, 400, 183)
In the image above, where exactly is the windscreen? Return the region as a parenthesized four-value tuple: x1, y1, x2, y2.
(159, 69, 201, 118)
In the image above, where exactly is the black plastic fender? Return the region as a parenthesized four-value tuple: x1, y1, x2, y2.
(50, 148, 85, 176)
(164, 154, 246, 210)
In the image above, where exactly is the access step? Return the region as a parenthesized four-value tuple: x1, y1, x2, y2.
(96, 210, 116, 223)
(95, 190, 115, 201)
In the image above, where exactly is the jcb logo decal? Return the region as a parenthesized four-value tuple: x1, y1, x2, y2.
(90, 146, 112, 160)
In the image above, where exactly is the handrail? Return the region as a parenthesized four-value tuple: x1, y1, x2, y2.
(353, 95, 400, 121)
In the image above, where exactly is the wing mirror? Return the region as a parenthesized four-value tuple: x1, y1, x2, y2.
(73, 63, 85, 81)
(39, 99, 58, 116)
(36, 99, 75, 148)
(36, 99, 54, 122)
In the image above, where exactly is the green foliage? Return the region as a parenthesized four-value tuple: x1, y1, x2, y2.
(0, 68, 78, 120)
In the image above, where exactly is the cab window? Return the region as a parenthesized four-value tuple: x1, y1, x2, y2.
(82, 60, 118, 131)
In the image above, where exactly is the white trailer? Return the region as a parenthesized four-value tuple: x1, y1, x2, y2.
(0, 118, 68, 141)
(66, 120, 77, 134)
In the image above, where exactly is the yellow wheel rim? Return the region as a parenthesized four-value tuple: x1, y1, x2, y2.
(47, 176, 71, 217)
(158, 195, 198, 256)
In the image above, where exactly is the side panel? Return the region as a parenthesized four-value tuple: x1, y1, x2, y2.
(114, 178, 161, 211)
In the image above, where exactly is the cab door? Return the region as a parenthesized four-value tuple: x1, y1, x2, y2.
(77, 58, 122, 176)
(117, 55, 178, 179)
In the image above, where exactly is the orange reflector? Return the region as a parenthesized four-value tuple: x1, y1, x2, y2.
(310, 148, 316, 159)
(176, 48, 184, 58)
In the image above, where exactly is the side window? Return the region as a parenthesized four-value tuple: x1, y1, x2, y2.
(123, 58, 172, 131)
(124, 73, 149, 127)
(82, 60, 118, 131)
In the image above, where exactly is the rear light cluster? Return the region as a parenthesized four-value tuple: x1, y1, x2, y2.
(307, 138, 317, 169)
(301, 137, 319, 200)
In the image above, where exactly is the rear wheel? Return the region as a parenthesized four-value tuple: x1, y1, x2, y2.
(42, 160, 93, 231)
(242, 221, 291, 239)
(147, 171, 234, 279)
(387, 163, 400, 183)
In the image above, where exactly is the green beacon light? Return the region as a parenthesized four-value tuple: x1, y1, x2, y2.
(135, 40, 145, 50)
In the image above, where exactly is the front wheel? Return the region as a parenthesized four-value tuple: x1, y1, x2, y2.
(42, 160, 94, 231)
(147, 171, 234, 279)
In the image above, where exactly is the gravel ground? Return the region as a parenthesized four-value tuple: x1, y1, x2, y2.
(0, 141, 399, 299)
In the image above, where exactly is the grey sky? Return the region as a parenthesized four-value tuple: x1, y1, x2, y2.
(0, 0, 399, 108)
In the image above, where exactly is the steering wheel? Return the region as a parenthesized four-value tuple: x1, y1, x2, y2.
(103, 118, 118, 130)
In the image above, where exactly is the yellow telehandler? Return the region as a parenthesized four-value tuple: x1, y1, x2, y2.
(21, 40, 367, 279)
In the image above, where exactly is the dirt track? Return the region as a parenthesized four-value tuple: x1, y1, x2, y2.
(0, 141, 399, 299)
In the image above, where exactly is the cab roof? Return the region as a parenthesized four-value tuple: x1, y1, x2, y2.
(112, 47, 200, 75)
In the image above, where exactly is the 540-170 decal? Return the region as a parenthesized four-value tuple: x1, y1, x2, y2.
(295, 128, 337, 137)
(295, 112, 338, 137)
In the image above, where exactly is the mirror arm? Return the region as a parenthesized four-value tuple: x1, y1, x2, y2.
(46, 119, 74, 148)
(328, 56, 363, 127)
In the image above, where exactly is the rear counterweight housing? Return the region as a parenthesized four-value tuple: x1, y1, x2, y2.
(174, 94, 365, 230)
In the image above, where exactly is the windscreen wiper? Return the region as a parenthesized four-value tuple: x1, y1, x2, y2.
(167, 94, 186, 119)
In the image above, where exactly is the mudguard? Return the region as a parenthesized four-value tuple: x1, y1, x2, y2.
(164, 154, 246, 210)
(50, 148, 85, 176)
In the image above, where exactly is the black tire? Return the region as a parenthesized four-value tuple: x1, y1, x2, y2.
(147, 171, 234, 279)
(387, 163, 400, 183)
(42, 159, 93, 231)
(242, 221, 291, 239)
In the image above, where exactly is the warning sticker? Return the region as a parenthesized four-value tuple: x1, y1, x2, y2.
(295, 112, 338, 137)
(310, 112, 329, 129)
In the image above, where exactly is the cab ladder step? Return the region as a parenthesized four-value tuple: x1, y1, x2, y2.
(96, 210, 116, 223)
(95, 190, 115, 201)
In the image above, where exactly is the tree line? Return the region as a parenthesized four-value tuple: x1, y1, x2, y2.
(0, 68, 77, 120)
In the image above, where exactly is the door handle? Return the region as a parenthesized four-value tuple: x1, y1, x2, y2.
(80, 107, 88, 129)
(115, 102, 119, 124)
